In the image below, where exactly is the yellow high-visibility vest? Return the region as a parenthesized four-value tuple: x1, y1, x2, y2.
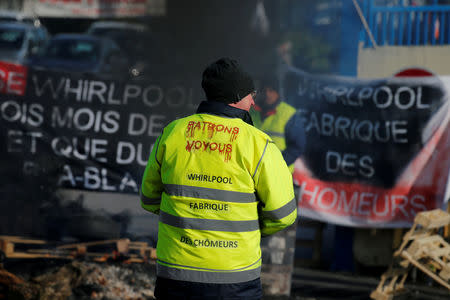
(250, 101, 296, 151)
(141, 112, 296, 284)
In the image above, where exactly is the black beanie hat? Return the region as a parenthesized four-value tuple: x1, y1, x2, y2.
(202, 57, 255, 104)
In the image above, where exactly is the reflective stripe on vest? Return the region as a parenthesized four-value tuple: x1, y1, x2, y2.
(140, 191, 161, 205)
(156, 258, 261, 284)
(264, 130, 284, 138)
(261, 197, 296, 220)
(160, 211, 260, 232)
(164, 184, 256, 203)
(253, 139, 269, 178)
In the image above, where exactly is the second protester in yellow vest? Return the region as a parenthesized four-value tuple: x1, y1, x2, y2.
(250, 76, 305, 170)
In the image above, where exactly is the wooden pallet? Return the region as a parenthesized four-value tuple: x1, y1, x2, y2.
(56, 239, 157, 262)
(371, 209, 450, 300)
(394, 209, 450, 257)
(0, 236, 62, 259)
(370, 267, 410, 300)
(0, 236, 156, 263)
(401, 235, 450, 290)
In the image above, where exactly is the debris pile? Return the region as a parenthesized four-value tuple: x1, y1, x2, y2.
(0, 236, 157, 299)
(1, 261, 156, 300)
(73, 262, 155, 299)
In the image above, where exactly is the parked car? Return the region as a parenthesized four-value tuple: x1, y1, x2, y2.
(0, 10, 41, 27)
(30, 33, 130, 79)
(0, 21, 49, 64)
(87, 21, 153, 78)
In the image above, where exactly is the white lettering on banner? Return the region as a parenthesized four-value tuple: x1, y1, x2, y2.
(326, 151, 375, 178)
(85, 166, 101, 189)
(142, 85, 163, 107)
(127, 113, 165, 136)
(0, 74, 201, 194)
(32, 75, 197, 110)
(51, 107, 120, 134)
(51, 137, 108, 163)
(58, 164, 138, 192)
(33, 76, 65, 99)
(358, 193, 372, 216)
(59, 165, 76, 186)
(299, 181, 428, 219)
(83, 167, 121, 191)
(116, 141, 152, 166)
(391, 121, 408, 143)
(317, 188, 338, 210)
(297, 109, 409, 144)
(86, 81, 107, 102)
(64, 79, 83, 101)
(120, 172, 138, 191)
(297, 82, 430, 110)
(0, 101, 44, 127)
(123, 85, 141, 104)
(7, 130, 42, 154)
(373, 86, 392, 108)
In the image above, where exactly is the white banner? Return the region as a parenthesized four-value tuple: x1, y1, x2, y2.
(35, 0, 166, 18)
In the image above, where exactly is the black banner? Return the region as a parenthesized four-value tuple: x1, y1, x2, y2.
(282, 67, 448, 188)
(0, 66, 201, 194)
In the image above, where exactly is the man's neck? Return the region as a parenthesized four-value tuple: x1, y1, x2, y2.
(196, 101, 253, 125)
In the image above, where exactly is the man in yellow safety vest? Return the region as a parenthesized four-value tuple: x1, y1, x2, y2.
(250, 76, 306, 170)
(141, 58, 296, 299)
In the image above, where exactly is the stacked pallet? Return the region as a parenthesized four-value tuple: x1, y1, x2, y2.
(371, 209, 450, 300)
(0, 236, 156, 263)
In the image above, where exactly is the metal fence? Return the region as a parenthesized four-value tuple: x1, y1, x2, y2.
(360, 0, 450, 46)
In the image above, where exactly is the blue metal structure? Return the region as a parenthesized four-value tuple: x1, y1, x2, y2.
(361, 0, 450, 47)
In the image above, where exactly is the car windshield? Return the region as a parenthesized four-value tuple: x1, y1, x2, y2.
(45, 39, 100, 62)
(0, 28, 25, 50)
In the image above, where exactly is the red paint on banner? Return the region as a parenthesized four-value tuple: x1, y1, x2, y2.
(295, 173, 432, 222)
(0, 62, 27, 96)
